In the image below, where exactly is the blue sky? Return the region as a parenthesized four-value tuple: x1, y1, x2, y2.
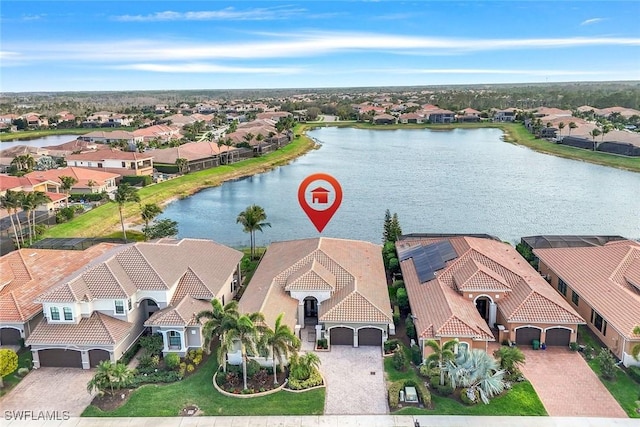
(1, 1, 639, 92)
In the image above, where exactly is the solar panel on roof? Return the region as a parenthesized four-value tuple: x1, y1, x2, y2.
(399, 240, 458, 283)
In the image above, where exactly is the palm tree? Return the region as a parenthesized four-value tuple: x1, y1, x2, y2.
(0, 190, 23, 249)
(425, 339, 457, 386)
(87, 361, 132, 396)
(557, 122, 565, 137)
(111, 362, 134, 390)
(289, 352, 321, 381)
(58, 175, 78, 207)
(260, 313, 301, 384)
(223, 137, 235, 163)
(175, 158, 188, 174)
(222, 312, 265, 390)
(19, 193, 36, 246)
(601, 123, 612, 143)
(445, 349, 506, 404)
(493, 346, 525, 379)
(589, 128, 602, 151)
(25, 192, 50, 245)
(196, 298, 239, 357)
(140, 203, 163, 240)
(87, 179, 97, 193)
(236, 205, 271, 260)
(243, 132, 255, 146)
(568, 121, 577, 137)
(113, 183, 140, 243)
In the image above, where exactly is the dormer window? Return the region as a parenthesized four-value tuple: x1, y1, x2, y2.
(63, 307, 73, 321)
(50, 307, 60, 321)
(115, 300, 125, 314)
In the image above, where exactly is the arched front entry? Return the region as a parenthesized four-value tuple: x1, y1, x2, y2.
(473, 295, 497, 328)
(303, 297, 318, 325)
(139, 298, 160, 321)
(0, 327, 21, 346)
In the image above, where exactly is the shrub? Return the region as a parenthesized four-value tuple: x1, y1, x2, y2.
(164, 353, 181, 370)
(139, 334, 163, 356)
(384, 339, 400, 354)
(316, 338, 328, 349)
(119, 340, 141, 365)
(55, 207, 77, 223)
(287, 369, 323, 390)
(393, 311, 400, 327)
(396, 288, 409, 312)
(410, 344, 422, 365)
(0, 349, 19, 380)
(419, 364, 433, 378)
(405, 316, 416, 341)
(388, 380, 404, 409)
(460, 387, 479, 405)
(137, 354, 159, 369)
(129, 370, 181, 387)
(222, 371, 241, 388)
(17, 367, 30, 377)
(392, 348, 408, 371)
(179, 362, 187, 377)
(435, 383, 454, 396)
(246, 359, 261, 378)
(252, 369, 270, 387)
(569, 342, 579, 351)
(628, 366, 640, 384)
(597, 348, 617, 380)
(429, 374, 440, 388)
(186, 364, 195, 373)
(392, 280, 405, 289)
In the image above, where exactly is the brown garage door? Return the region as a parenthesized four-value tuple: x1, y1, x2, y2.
(0, 328, 21, 345)
(330, 327, 353, 346)
(515, 327, 541, 345)
(358, 328, 382, 346)
(545, 328, 571, 346)
(38, 349, 83, 368)
(88, 349, 110, 367)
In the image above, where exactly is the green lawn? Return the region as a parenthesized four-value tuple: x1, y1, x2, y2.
(0, 349, 33, 397)
(384, 355, 546, 416)
(0, 127, 132, 141)
(43, 129, 315, 239)
(578, 326, 640, 418)
(81, 354, 325, 417)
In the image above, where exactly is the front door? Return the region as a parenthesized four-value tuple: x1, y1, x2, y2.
(305, 298, 317, 318)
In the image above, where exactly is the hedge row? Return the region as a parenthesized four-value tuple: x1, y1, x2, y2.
(388, 378, 431, 409)
(287, 369, 323, 390)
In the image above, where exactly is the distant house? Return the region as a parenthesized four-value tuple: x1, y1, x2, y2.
(133, 125, 180, 143)
(399, 113, 425, 124)
(427, 109, 455, 124)
(25, 239, 243, 367)
(66, 149, 153, 176)
(372, 113, 397, 125)
(457, 108, 482, 122)
(25, 167, 119, 195)
(78, 130, 143, 147)
(0, 175, 67, 211)
(150, 141, 240, 172)
(397, 235, 584, 361)
(256, 111, 292, 121)
(535, 240, 640, 367)
(494, 109, 517, 122)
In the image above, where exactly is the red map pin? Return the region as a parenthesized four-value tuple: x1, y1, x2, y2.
(298, 173, 343, 233)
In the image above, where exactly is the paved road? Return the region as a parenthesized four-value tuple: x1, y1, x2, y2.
(518, 347, 627, 418)
(316, 346, 388, 415)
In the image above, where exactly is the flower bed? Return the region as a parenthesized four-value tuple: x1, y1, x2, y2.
(214, 360, 288, 395)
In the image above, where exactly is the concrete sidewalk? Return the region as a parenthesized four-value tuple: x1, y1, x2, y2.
(3, 416, 638, 427)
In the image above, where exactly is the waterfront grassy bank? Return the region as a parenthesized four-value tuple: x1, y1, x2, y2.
(43, 126, 316, 238)
(0, 128, 133, 141)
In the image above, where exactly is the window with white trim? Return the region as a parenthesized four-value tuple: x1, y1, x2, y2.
(50, 306, 60, 321)
(63, 307, 73, 321)
(115, 300, 125, 314)
(168, 331, 181, 348)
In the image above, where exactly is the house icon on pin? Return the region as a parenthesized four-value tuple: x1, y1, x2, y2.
(310, 187, 330, 204)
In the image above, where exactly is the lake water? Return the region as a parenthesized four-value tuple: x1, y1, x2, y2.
(0, 134, 79, 150)
(160, 127, 640, 247)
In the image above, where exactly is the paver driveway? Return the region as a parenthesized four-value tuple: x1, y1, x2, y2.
(316, 346, 388, 415)
(0, 368, 95, 417)
(518, 347, 627, 417)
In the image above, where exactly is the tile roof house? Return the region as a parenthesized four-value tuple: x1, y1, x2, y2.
(0, 175, 67, 212)
(397, 235, 584, 360)
(150, 141, 240, 171)
(25, 167, 119, 195)
(238, 238, 394, 351)
(0, 243, 119, 347)
(535, 240, 640, 367)
(25, 239, 243, 368)
(66, 149, 153, 176)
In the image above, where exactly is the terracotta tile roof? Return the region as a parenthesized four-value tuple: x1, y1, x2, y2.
(39, 239, 242, 304)
(399, 236, 584, 341)
(239, 238, 392, 331)
(67, 149, 152, 162)
(145, 295, 210, 327)
(150, 141, 236, 164)
(534, 242, 640, 339)
(26, 312, 134, 346)
(25, 167, 119, 188)
(170, 268, 214, 304)
(0, 244, 120, 323)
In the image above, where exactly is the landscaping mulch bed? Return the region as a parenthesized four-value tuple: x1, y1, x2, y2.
(90, 389, 133, 412)
(217, 369, 287, 394)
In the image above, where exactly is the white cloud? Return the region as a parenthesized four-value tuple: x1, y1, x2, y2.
(581, 18, 605, 26)
(114, 7, 305, 22)
(6, 32, 640, 64)
(360, 68, 613, 76)
(113, 63, 302, 74)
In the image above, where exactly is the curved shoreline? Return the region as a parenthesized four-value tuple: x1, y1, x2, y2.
(42, 122, 637, 239)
